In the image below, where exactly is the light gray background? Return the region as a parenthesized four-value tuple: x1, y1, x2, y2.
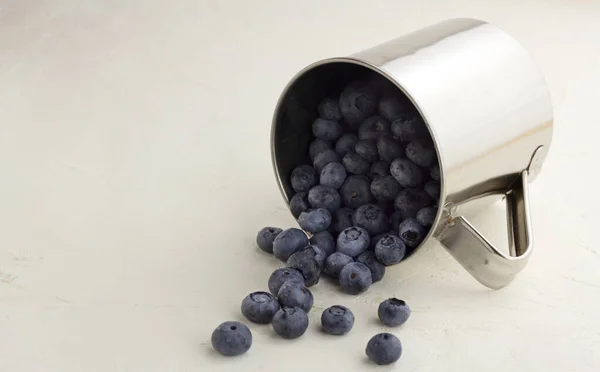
(1, 1, 598, 371)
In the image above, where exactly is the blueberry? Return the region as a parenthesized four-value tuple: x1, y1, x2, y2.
(318, 97, 342, 121)
(399, 218, 426, 248)
(369, 232, 388, 250)
(290, 192, 310, 218)
(379, 95, 408, 122)
(337, 226, 371, 257)
(268, 268, 305, 295)
(342, 152, 370, 175)
(390, 158, 424, 187)
(321, 305, 355, 335)
(272, 306, 309, 339)
(354, 139, 379, 162)
(241, 291, 280, 324)
(370, 160, 391, 178)
(211, 321, 252, 356)
(339, 81, 377, 127)
(358, 116, 391, 140)
(406, 141, 435, 167)
(378, 298, 411, 327)
(290, 165, 317, 193)
(310, 230, 335, 256)
(309, 139, 332, 161)
(313, 149, 341, 174)
(391, 115, 427, 143)
(374, 234, 406, 265)
(313, 118, 342, 141)
(377, 137, 404, 163)
(430, 164, 440, 181)
(335, 134, 359, 156)
(331, 207, 355, 233)
(308, 185, 341, 213)
(324, 252, 354, 278)
(416, 207, 437, 227)
(287, 246, 324, 287)
(339, 262, 372, 294)
(256, 227, 283, 254)
(298, 208, 332, 234)
(340, 175, 372, 208)
(366, 333, 402, 365)
(277, 282, 314, 313)
(272, 228, 309, 262)
(394, 188, 431, 219)
(356, 251, 386, 283)
(320, 162, 346, 189)
(353, 204, 388, 236)
(370, 175, 402, 203)
(424, 181, 440, 200)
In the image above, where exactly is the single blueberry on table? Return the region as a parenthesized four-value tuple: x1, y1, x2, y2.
(241, 291, 281, 324)
(370, 160, 391, 179)
(391, 115, 427, 143)
(358, 116, 391, 141)
(211, 321, 252, 356)
(324, 252, 354, 279)
(337, 226, 371, 257)
(298, 208, 332, 234)
(339, 81, 378, 127)
(313, 149, 341, 174)
(277, 282, 314, 313)
(287, 246, 324, 287)
(256, 227, 283, 254)
(309, 138, 332, 161)
(339, 262, 372, 295)
(424, 181, 440, 200)
(394, 188, 432, 219)
(342, 152, 371, 175)
(331, 207, 355, 234)
(377, 136, 404, 163)
(416, 207, 437, 227)
(272, 306, 309, 340)
(379, 95, 408, 122)
(310, 230, 335, 257)
(356, 251, 386, 283)
(272, 228, 309, 262)
(390, 157, 424, 188)
(321, 305, 355, 335)
(370, 175, 402, 203)
(399, 218, 427, 248)
(313, 118, 343, 141)
(374, 234, 407, 265)
(290, 165, 317, 193)
(290, 192, 310, 218)
(340, 175, 372, 208)
(353, 204, 388, 236)
(268, 268, 305, 295)
(335, 133, 359, 156)
(308, 185, 341, 213)
(406, 140, 436, 167)
(318, 97, 342, 121)
(378, 298, 411, 327)
(354, 139, 379, 163)
(366, 333, 402, 365)
(430, 164, 441, 182)
(320, 162, 347, 189)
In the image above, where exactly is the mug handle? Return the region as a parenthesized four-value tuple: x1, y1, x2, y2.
(438, 170, 532, 289)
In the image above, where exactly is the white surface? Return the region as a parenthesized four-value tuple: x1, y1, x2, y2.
(1, 1, 599, 371)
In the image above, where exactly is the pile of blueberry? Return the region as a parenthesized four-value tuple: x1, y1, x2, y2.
(211, 77, 439, 365)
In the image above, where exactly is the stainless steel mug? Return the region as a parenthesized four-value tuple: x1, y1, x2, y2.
(271, 18, 553, 289)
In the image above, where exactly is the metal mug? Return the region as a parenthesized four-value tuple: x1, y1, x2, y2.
(270, 18, 553, 289)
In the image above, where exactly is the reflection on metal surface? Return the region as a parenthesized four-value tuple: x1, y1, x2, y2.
(271, 18, 553, 288)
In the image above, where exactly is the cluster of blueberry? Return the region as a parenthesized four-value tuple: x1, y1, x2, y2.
(211, 78, 437, 365)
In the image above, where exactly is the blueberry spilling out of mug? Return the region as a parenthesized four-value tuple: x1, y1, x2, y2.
(211, 77, 431, 364)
